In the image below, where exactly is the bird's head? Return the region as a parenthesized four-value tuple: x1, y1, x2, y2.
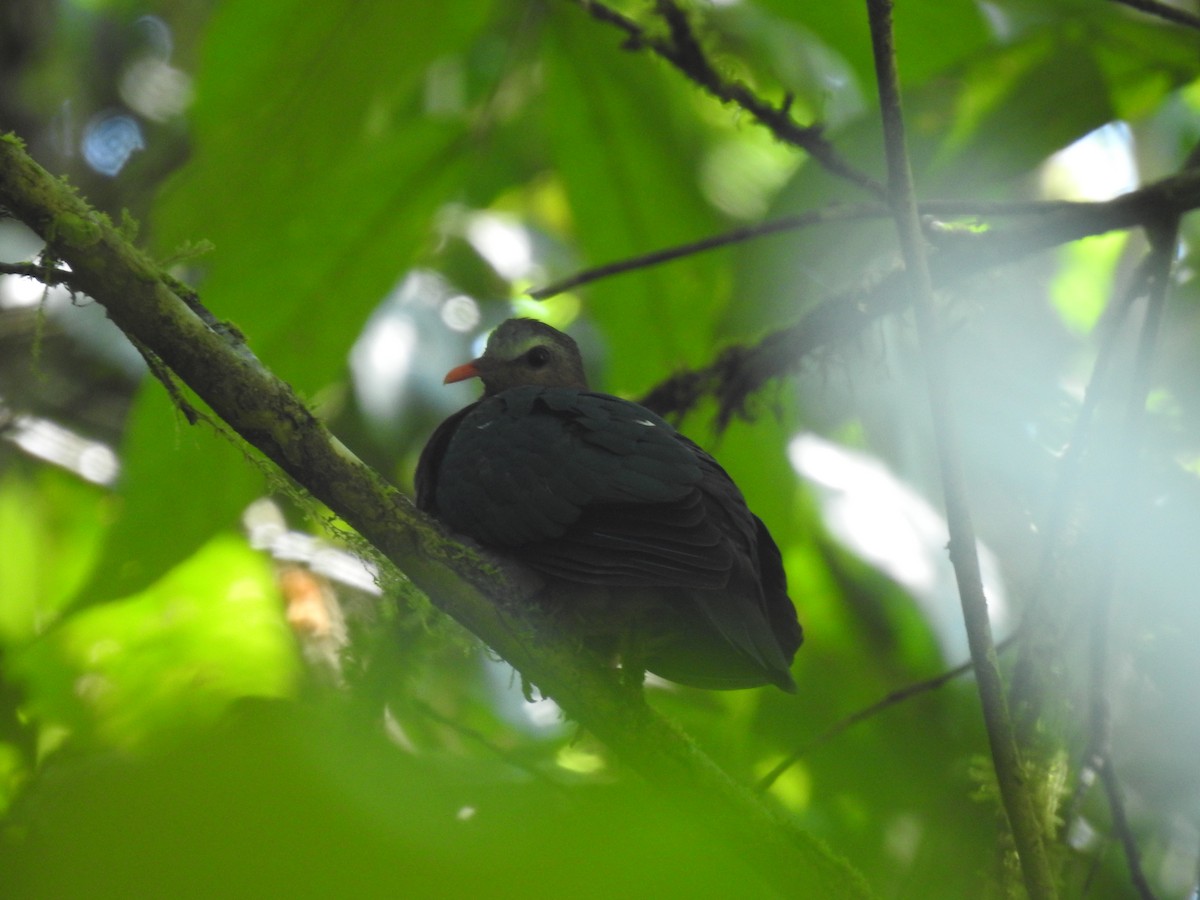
(444, 318, 590, 395)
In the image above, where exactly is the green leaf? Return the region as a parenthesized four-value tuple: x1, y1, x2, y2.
(153, 0, 494, 392)
(756, 0, 991, 95)
(927, 31, 1116, 187)
(71, 385, 264, 608)
(0, 469, 109, 641)
(15, 535, 296, 750)
(541, 7, 728, 391)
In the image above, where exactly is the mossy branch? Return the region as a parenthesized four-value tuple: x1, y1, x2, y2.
(0, 133, 872, 899)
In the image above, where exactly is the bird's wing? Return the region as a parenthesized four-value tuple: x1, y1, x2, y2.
(415, 403, 475, 514)
(422, 387, 801, 687)
(430, 387, 730, 580)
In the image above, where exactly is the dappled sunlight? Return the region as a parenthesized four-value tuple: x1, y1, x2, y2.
(789, 433, 1009, 657)
(5, 413, 118, 486)
(1042, 122, 1138, 202)
(465, 212, 538, 281)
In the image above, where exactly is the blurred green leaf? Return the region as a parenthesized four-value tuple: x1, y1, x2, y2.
(1050, 232, 1128, 334)
(2, 700, 800, 899)
(541, 8, 729, 390)
(71, 385, 264, 607)
(756, 0, 990, 96)
(154, 0, 495, 392)
(15, 534, 296, 750)
(0, 468, 108, 641)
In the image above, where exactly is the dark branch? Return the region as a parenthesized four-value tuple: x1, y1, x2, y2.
(757, 647, 994, 793)
(630, 168, 1200, 426)
(530, 197, 1117, 301)
(865, 2, 1057, 897)
(0, 260, 74, 287)
(1100, 758, 1159, 900)
(571, 0, 885, 197)
(1076, 198, 1179, 900)
(530, 202, 890, 299)
(1107, 0, 1200, 30)
(1008, 257, 1150, 745)
(530, 188, 1180, 302)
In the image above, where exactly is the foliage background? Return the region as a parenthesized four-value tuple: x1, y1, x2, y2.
(2, 0, 1199, 896)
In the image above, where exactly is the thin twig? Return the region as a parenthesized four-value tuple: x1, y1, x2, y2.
(530, 203, 889, 299)
(410, 698, 570, 794)
(1099, 757, 1159, 900)
(864, 2, 1058, 897)
(756, 642, 1012, 793)
(1107, 0, 1200, 30)
(530, 197, 1100, 300)
(531, 172, 1200, 302)
(571, 0, 885, 197)
(128, 335, 201, 426)
(0, 260, 74, 286)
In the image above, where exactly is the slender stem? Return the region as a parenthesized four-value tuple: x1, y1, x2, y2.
(530, 203, 891, 299)
(756, 643, 1006, 793)
(529, 192, 1159, 301)
(1100, 758, 1159, 900)
(863, 3, 1058, 897)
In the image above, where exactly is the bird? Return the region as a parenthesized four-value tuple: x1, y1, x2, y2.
(415, 318, 802, 691)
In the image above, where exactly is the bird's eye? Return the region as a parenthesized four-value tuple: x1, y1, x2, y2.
(526, 346, 551, 368)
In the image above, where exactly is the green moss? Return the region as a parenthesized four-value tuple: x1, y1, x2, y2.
(118, 210, 141, 242)
(49, 212, 103, 248)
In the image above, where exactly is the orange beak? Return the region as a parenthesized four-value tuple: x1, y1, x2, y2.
(443, 361, 482, 385)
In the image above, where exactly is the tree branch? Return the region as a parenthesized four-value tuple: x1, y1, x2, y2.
(570, 0, 885, 197)
(1007, 257, 1148, 744)
(530, 202, 891, 300)
(1100, 757, 1159, 900)
(0, 260, 75, 287)
(756, 645, 1000, 793)
(531, 181, 1200, 303)
(863, 3, 1058, 898)
(631, 169, 1200, 425)
(0, 134, 871, 899)
(1107, 0, 1200, 30)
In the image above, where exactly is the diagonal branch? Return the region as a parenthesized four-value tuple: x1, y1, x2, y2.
(0, 134, 872, 899)
(1107, 0, 1200, 30)
(570, 0, 885, 197)
(530, 201, 891, 300)
(531, 178, 1200, 303)
(631, 168, 1200, 425)
(758, 650, 984, 794)
(0, 260, 75, 286)
(1100, 757, 1159, 900)
(863, 3, 1058, 898)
